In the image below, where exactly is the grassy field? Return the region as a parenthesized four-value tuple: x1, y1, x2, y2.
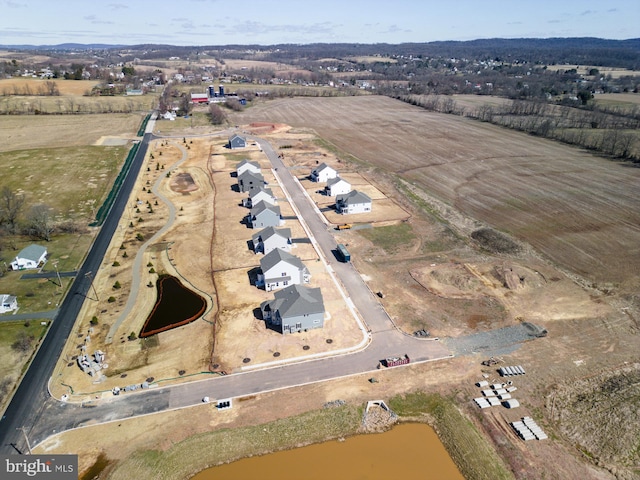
(0, 145, 128, 219)
(357, 223, 415, 254)
(0, 114, 145, 152)
(228, 96, 640, 291)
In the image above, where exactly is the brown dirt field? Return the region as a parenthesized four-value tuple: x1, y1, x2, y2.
(0, 114, 145, 152)
(227, 96, 640, 292)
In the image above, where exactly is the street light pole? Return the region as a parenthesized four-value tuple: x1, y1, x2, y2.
(17, 427, 32, 454)
(85, 271, 99, 301)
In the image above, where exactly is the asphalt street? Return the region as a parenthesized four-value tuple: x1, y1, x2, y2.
(0, 125, 538, 455)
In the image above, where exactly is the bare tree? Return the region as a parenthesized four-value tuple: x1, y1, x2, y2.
(209, 104, 226, 125)
(0, 186, 25, 234)
(26, 204, 54, 241)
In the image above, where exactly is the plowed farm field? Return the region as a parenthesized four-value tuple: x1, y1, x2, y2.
(230, 96, 640, 291)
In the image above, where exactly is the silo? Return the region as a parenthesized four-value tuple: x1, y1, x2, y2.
(208, 85, 215, 98)
(219, 85, 225, 97)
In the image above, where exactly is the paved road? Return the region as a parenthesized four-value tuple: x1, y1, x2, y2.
(0, 310, 58, 322)
(0, 127, 537, 455)
(0, 129, 154, 454)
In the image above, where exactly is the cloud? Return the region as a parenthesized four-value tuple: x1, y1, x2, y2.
(1, 0, 26, 7)
(84, 15, 114, 25)
(507, 21, 523, 25)
(382, 25, 410, 34)
(108, 3, 128, 10)
(607, 8, 618, 13)
(580, 10, 596, 16)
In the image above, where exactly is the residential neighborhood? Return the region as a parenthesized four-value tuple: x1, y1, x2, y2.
(260, 284, 326, 335)
(9, 244, 48, 271)
(251, 226, 292, 255)
(256, 249, 310, 292)
(335, 190, 372, 215)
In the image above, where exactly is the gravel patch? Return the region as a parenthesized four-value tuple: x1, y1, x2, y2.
(443, 322, 547, 357)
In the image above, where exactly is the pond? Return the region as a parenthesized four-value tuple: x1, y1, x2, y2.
(192, 423, 464, 480)
(139, 274, 206, 337)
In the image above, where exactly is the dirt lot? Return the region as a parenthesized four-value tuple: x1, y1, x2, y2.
(37, 98, 640, 480)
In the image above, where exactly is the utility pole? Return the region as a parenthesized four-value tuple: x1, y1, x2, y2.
(53, 261, 63, 289)
(17, 427, 32, 454)
(85, 271, 99, 301)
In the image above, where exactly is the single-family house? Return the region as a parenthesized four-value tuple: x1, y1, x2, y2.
(325, 177, 351, 196)
(310, 162, 338, 183)
(0, 294, 18, 314)
(236, 159, 261, 176)
(249, 203, 282, 229)
(252, 227, 292, 254)
(238, 171, 264, 193)
(260, 284, 325, 334)
(243, 186, 277, 208)
(10, 244, 48, 270)
(257, 249, 310, 292)
(336, 190, 372, 215)
(228, 134, 246, 149)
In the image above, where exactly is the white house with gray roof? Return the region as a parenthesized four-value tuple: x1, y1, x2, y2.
(310, 162, 338, 183)
(243, 185, 277, 208)
(260, 284, 325, 334)
(249, 203, 282, 229)
(335, 190, 372, 214)
(325, 177, 351, 196)
(236, 159, 261, 176)
(10, 244, 48, 270)
(252, 227, 292, 254)
(257, 249, 310, 292)
(0, 294, 18, 314)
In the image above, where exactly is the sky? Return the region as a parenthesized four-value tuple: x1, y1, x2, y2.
(0, 0, 638, 46)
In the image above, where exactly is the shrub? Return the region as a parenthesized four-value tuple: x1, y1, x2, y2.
(147, 262, 154, 267)
(136, 233, 144, 241)
(122, 251, 128, 258)
(128, 331, 137, 341)
(107, 296, 116, 303)
(112, 261, 120, 267)
(90, 316, 99, 325)
(149, 268, 155, 274)
(113, 281, 121, 289)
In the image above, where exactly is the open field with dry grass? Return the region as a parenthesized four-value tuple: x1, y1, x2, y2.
(545, 64, 640, 78)
(228, 96, 640, 292)
(0, 78, 100, 96)
(0, 114, 146, 151)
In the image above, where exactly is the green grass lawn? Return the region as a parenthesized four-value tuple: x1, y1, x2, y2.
(357, 223, 416, 254)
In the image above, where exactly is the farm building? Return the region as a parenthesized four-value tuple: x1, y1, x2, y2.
(325, 177, 351, 196)
(257, 249, 310, 292)
(260, 284, 325, 334)
(190, 93, 209, 104)
(238, 171, 264, 193)
(310, 162, 338, 183)
(249, 203, 283, 229)
(236, 159, 261, 176)
(335, 190, 372, 214)
(10, 244, 48, 270)
(252, 227, 292, 255)
(228, 134, 246, 149)
(243, 186, 277, 208)
(0, 294, 18, 314)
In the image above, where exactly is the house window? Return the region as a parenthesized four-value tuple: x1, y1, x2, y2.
(313, 319, 320, 324)
(295, 322, 302, 329)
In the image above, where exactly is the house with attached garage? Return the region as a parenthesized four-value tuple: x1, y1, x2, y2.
(228, 134, 246, 149)
(0, 294, 18, 314)
(10, 244, 48, 270)
(256, 249, 310, 292)
(249, 203, 282, 229)
(310, 162, 338, 183)
(325, 176, 351, 196)
(260, 284, 325, 334)
(238, 170, 264, 193)
(252, 226, 292, 254)
(236, 159, 261, 176)
(243, 185, 277, 208)
(335, 190, 372, 214)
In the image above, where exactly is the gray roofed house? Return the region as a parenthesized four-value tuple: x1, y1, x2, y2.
(310, 162, 338, 183)
(249, 203, 282, 229)
(0, 294, 18, 314)
(252, 227, 292, 254)
(260, 284, 325, 334)
(10, 244, 48, 270)
(236, 159, 261, 176)
(238, 170, 264, 193)
(335, 190, 372, 214)
(257, 249, 310, 292)
(228, 134, 246, 149)
(242, 185, 277, 208)
(325, 176, 351, 196)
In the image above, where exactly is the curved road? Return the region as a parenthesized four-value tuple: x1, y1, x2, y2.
(0, 125, 535, 455)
